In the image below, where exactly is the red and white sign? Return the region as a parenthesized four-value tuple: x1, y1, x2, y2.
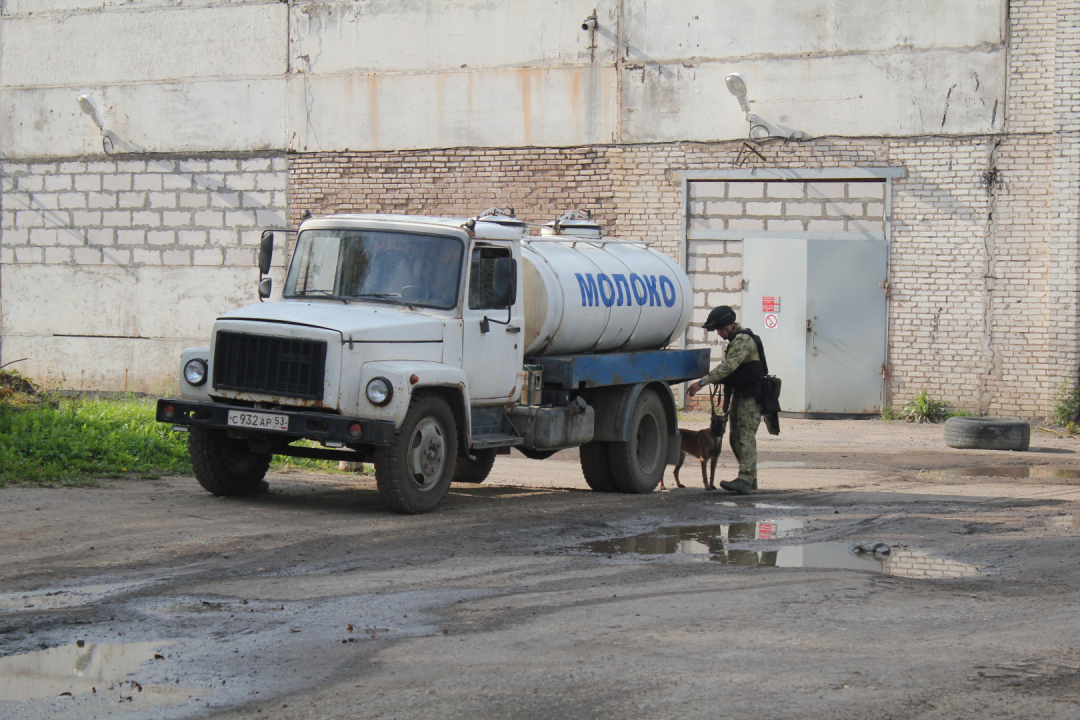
(757, 522, 777, 540)
(762, 296, 780, 312)
(765, 314, 778, 329)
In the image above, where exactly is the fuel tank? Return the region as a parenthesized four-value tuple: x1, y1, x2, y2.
(521, 222, 694, 356)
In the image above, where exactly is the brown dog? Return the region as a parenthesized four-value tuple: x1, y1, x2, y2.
(666, 417, 727, 490)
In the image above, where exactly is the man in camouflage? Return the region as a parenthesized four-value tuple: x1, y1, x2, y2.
(687, 306, 764, 495)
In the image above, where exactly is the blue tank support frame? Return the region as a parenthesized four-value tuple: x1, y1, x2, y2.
(528, 348, 710, 389)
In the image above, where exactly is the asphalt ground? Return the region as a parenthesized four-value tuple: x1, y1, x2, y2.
(1, 416, 1079, 719)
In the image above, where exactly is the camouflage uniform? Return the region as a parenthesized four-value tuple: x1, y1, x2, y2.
(700, 324, 762, 488)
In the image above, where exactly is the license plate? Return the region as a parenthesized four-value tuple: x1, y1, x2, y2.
(227, 410, 289, 432)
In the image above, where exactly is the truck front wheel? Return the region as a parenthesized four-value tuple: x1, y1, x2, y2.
(608, 389, 668, 494)
(188, 428, 271, 496)
(375, 393, 458, 513)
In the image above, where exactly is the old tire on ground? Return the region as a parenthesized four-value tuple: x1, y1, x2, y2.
(944, 416, 1030, 451)
(375, 393, 458, 513)
(608, 389, 669, 494)
(453, 448, 497, 483)
(188, 427, 271, 496)
(580, 441, 618, 492)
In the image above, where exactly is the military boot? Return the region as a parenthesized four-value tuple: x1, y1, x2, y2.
(719, 479, 753, 495)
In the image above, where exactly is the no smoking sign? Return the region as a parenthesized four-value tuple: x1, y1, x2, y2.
(765, 314, 778, 329)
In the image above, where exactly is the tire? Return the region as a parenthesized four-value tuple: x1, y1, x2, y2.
(453, 448, 497, 484)
(188, 427, 271, 497)
(608, 389, 669, 494)
(944, 416, 1031, 451)
(580, 441, 618, 492)
(375, 393, 458, 514)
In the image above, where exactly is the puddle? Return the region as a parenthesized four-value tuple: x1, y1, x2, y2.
(758, 461, 807, 469)
(933, 466, 1080, 480)
(714, 501, 798, 510)
(0, 584, 136, 612)
(1049, 515, 1080, 529)
(0, 640, 200, 705)
(579, 524, 979, 578)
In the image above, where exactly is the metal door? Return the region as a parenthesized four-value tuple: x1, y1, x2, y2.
(741, 237, 887, 414)
(461, 241, 524, 402)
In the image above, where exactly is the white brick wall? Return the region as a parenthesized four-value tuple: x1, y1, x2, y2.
(1, 157, 288, 269)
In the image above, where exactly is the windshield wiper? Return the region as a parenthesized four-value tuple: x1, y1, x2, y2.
(296, 289, 338, 297)
(351, 293, 405, 305)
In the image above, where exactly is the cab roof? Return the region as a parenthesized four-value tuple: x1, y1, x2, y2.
(297, 213, 527, 242)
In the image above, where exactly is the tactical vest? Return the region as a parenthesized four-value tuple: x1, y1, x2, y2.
(721, 328, 767, 395)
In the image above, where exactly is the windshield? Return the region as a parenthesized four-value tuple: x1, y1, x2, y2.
(284, 229, 464, 310)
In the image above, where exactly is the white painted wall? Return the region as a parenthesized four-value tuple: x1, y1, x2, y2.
(0, 0, 1009, 158)
(2, 264, 286, 393)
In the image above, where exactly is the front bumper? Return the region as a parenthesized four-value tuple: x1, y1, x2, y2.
(156, 399, 396, 446)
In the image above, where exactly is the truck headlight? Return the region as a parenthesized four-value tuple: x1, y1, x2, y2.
(366, 377, 393, 406)
(184, 359, 208, 386)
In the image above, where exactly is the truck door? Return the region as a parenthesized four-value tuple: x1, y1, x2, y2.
(461, 242, 524, 402)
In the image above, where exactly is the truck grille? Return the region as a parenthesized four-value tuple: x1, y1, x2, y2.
(213, 332, 327, 401)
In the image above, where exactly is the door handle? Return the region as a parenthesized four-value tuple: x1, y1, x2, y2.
(506, 325, 521, 333)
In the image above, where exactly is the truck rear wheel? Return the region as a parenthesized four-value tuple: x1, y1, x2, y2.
(188, 427, 271, 497)
(580, 441, 618, 492)
(375, 393, 458, 513)
(453, 448, 497, 484)
(608, 389, 668, 494)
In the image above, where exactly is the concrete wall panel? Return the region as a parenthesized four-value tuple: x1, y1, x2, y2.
(290, 0, 614, 75)
(2, 4, 286, 87)
(623, 0, 1005, 61)
(621, 51, 1004, 143)
(1, 264, 283, 392)
(288, 66, 616, 152)
(2, 0, 273, 14)
(3, 79, 286, 158)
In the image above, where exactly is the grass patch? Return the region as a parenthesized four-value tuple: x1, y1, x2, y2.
(0, 374, 362, 486)
(0, 394, 191, 487)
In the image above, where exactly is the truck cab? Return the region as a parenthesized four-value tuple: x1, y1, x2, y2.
(158, 211, 709, 513)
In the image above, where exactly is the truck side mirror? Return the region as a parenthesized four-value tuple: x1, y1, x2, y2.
(258, 230, 274, 275)
(259, 277, 272, 300)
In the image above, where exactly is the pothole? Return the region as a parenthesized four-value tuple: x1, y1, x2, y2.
(932, 466, 1080, 480)
(577, 523, 980, 578)
(0, 640, 202, 706)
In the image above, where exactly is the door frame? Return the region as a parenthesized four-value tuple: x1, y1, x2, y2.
(678, 167, 906, 410)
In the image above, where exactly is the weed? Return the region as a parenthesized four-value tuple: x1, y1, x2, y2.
(880, 407, 901, 421)
(1052, 381, 1080, 427)
(900, 391, 949, 424)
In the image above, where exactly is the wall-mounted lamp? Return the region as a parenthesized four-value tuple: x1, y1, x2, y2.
(76, 94, 103, 130)
(724, 73, 751, 116)
(724, 72, 809, 142)
(582, 14, 597, 31)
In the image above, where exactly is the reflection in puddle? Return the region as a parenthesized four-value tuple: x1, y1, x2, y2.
(580, 523, 980, 579)
(933, 466, 1080, 480)
(0, 641, 198, 705)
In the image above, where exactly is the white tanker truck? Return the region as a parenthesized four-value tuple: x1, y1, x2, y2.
(157, 210, 710, 513)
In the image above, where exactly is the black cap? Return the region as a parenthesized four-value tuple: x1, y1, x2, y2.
(702, 305, 736, 331)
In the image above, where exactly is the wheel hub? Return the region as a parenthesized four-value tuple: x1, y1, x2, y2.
(408, 418, 446, 490)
